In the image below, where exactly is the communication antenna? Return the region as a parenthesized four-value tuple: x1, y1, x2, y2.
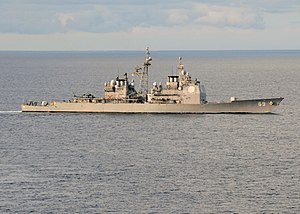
(72, 91, 77, 97)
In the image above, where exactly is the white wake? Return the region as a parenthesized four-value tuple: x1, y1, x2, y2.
(0, 110, 22, 114)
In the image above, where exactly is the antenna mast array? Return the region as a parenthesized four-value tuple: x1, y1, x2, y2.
(133, 47, 152, 97)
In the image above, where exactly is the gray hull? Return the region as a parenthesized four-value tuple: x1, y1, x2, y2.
(22, 97, 283, 114)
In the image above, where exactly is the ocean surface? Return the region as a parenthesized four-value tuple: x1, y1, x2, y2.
(0, 50, 299, 213)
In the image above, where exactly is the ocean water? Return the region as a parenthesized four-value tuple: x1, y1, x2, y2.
(0, 50, 299, 213)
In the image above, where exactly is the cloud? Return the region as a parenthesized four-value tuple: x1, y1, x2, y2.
(167, 10, 189, 25)
(165, 3, 264, 29)
(0, 0, 299, 34)
(193, 4, 264, 29)
(54, 6, 119, 33)
(57, 14, 75, 27)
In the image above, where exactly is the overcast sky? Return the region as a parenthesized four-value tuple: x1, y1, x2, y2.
(0, 0, 300, 50)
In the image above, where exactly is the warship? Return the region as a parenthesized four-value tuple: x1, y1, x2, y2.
(22, 48, 283, 114)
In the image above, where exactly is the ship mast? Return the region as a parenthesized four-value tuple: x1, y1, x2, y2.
(133, 47, 152, 97)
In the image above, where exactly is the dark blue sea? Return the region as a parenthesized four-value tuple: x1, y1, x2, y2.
(0, 50, 299, 213)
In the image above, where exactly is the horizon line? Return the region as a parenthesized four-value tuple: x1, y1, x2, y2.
(1, 48, 300, 52)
